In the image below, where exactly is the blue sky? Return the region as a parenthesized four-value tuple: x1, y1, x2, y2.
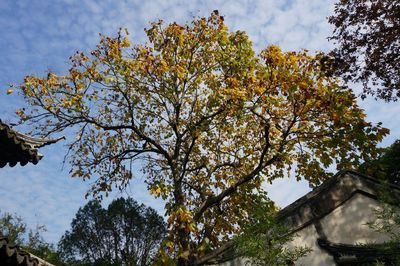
(0, 0, 399, 244)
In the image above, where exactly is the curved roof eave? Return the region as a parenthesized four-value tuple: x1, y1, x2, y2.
(0, 120, 64, 168)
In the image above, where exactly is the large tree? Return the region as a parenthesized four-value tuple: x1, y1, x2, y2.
(58, 197, 166, 266)
(13, 12, 388, 265)
(327, 0, 400, 101)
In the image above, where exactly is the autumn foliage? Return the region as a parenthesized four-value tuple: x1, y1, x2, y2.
(13, 12, 388, 265)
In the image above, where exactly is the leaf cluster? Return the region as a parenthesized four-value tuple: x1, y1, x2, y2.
(233, 193, 310, 266)
(359, 139, 400, 185)
(327, 0, 400, 101)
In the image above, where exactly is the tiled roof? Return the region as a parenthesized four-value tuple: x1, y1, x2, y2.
(0, 236, 39, 266)
(0, 236, 55, 266)
(318, 238, 400, 265)
(0, 120, 64, 168)
(277, 170, 400, 231)
(204, 170, 400, 265)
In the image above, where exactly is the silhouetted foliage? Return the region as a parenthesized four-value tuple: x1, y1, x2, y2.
(361, 140, 400, 265)
(58, 197, 167, 266)
(328, 0, 400, 101)
(359, 139, 400, 185)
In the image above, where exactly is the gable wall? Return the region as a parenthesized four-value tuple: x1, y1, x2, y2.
(320, 193, 389, 244)
(291, 193, 389, 266)
(216, 193, 389, 266)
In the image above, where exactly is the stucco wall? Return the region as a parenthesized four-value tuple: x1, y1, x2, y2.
(216, 193, 389, 266)
(215, 257, 246, 266)
(320, 193, 389, 244)
(290, 193, 388, 266)
(287, 224, 335, 266)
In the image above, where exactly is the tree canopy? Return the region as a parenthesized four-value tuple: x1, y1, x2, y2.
(361, 140, 400, 265)
(327, 0, 400, 101)
(359, 139, 400, 185)
(13, 11, 388, 264)
(58, 197, 166, 266)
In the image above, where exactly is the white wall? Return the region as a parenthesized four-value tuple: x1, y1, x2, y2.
(216, 193, 390, 266)
(288, 224, 335, 266)
(290, 193, 389, 266)
(320, 193, 389, 244)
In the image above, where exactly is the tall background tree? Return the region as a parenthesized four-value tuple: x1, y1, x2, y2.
(357, 139, 400, 265)
(58, 197, 166, 266)
(327, 0, 400, 101)
(13, 12, 388, 264)
(359, 139, 400, 185)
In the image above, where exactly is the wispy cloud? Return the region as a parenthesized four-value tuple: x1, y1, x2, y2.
(0, 0, 398, 244)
